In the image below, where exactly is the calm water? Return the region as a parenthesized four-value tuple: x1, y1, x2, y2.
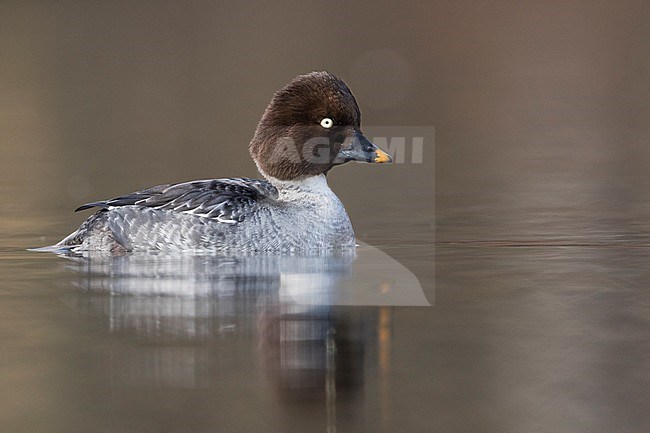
(2, 2, 649, 432)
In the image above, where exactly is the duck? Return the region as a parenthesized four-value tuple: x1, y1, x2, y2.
(49, 71, 392, 253)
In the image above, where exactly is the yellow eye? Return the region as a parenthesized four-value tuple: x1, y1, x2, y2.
(320, 118, 334, 128)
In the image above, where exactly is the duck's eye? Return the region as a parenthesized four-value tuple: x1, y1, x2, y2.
(320, 117, 334, 129)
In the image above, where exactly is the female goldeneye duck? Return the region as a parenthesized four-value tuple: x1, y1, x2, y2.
(48, 71, 392, 253)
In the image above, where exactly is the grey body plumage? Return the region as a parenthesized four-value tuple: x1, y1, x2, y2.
(58, 175, 355, 253)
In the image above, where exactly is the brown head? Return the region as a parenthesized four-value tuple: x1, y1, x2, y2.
(249, 71, 392, 181)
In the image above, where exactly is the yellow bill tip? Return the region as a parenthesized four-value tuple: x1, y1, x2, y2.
(374, 149, 393, 163)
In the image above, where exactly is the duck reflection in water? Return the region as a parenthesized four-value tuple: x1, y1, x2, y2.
(257, 295, 367, 402)
(60, 245, 426, 406)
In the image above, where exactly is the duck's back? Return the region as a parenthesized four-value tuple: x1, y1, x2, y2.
(57, 178, 280, 252)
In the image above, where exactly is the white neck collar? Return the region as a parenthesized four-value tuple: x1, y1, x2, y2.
(255, 163, 331, 192)
(268, 173, 330, 193)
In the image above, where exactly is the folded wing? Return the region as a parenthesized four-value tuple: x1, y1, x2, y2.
(75, 178, 279, 223)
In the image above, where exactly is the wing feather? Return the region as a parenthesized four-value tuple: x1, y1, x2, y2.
(75, 178, 278, 223)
